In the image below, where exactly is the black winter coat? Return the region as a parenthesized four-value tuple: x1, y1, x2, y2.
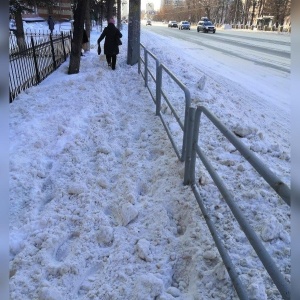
(97, 23, 122, 55)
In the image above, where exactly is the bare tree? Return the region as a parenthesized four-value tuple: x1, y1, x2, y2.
(68, 0, 88, 74)
(106, 0, 115, 19)
(9, 0, 43, 50)
(263, 0, 290, 27)
(90, 0, 106, 28)
(117, 0, 121, 29)
(9, 0, 59, 51)
(10, 1, 28, 51)
(241, 0, 251, 25)
(258, 0, 266, 16)
(249, 0, 257, 25)
(227, 0, 243, 23)
(85, 0, 91, 51)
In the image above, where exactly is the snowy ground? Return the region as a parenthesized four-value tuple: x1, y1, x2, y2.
(9, 22, 290, 299)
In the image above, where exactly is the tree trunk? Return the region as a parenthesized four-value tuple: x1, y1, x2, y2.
(14, 10, 27, 51)
(250, 1, 256, 26)
(85, 0, 91, 52)
(281, 0, 290, 25)
(117, 0, 121, 30)
(68, 0, 88, 74)
(258, 0, 265, 17)
(107, 0, 114, 20)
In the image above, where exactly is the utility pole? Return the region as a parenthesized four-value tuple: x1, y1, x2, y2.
(127, 0, 140, 65)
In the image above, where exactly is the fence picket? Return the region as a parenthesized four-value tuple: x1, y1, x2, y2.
(9, 31, 72, 102)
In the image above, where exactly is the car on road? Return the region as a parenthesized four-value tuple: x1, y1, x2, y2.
(146, 20, 152, 26)
(197, 20, 216, 33)
(178, 21, 190, 30)
(168, 21, 178, 28)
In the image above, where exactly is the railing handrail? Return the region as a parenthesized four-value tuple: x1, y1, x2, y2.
(139, 44, 160, 104)
(139, 44, 191, 161)
(157, 63, 191, 161)
(194, 106, 290, 205)
(185, 106, 290, 299)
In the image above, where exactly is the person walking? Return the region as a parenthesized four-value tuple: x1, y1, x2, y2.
(48, 16, 54, 34)
(97, 18, 122, 70)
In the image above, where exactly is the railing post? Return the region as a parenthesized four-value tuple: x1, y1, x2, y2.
(138, 45, 141, 75)
(138, 44, 144, 75)
(184, 107, 196, 185)
(49, 34, 57, 70)
(156, 64, 162, 116)
(190, 107, 202, 184)
(31, 36, 40, 84)
(155, 58, 159, 104)
(61, 32, 67, 61)
(144, 49, 148, 88)
(180, 88, 191, 162)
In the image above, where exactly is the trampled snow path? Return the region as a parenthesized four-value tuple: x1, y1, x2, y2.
(10, 24, 290, 299)
(10, 58, 236, 299)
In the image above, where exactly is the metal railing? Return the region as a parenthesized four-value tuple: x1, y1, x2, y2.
(138, 44, 159, 104)
(138, 43, 291, 299)
(9, 31, 72, 102)
(139, 44, 191, 162)
(184, 106, 290, 299)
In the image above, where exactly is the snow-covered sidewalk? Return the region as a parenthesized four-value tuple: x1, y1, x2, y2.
(9, 24, 290, 299)
(9, 46, 233, 300)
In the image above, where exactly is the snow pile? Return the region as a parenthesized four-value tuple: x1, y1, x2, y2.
(9, 23, 290, 299)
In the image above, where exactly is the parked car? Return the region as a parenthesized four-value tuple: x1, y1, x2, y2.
(168, 21, 178, 28)
(197, 20, 216, 33)
(146, 20, 152, 26)
(178, 21, 190, 30)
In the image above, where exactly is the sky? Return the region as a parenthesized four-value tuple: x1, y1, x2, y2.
(9, 21, 291, 299)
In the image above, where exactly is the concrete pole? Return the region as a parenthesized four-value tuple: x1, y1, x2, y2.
(127, 0, 140, 65)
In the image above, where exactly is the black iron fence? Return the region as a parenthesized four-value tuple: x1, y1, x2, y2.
(9, 30, 72, 102)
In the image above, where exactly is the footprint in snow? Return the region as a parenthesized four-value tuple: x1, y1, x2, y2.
(54, 232, 80, 262)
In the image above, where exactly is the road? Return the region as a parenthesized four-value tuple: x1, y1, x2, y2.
(142, 22, 291, 74)
(139, 21, 291, 176)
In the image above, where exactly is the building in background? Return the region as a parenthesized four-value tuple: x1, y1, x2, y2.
(22, 0, 72, 22)
(121, 0, 129, 20)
